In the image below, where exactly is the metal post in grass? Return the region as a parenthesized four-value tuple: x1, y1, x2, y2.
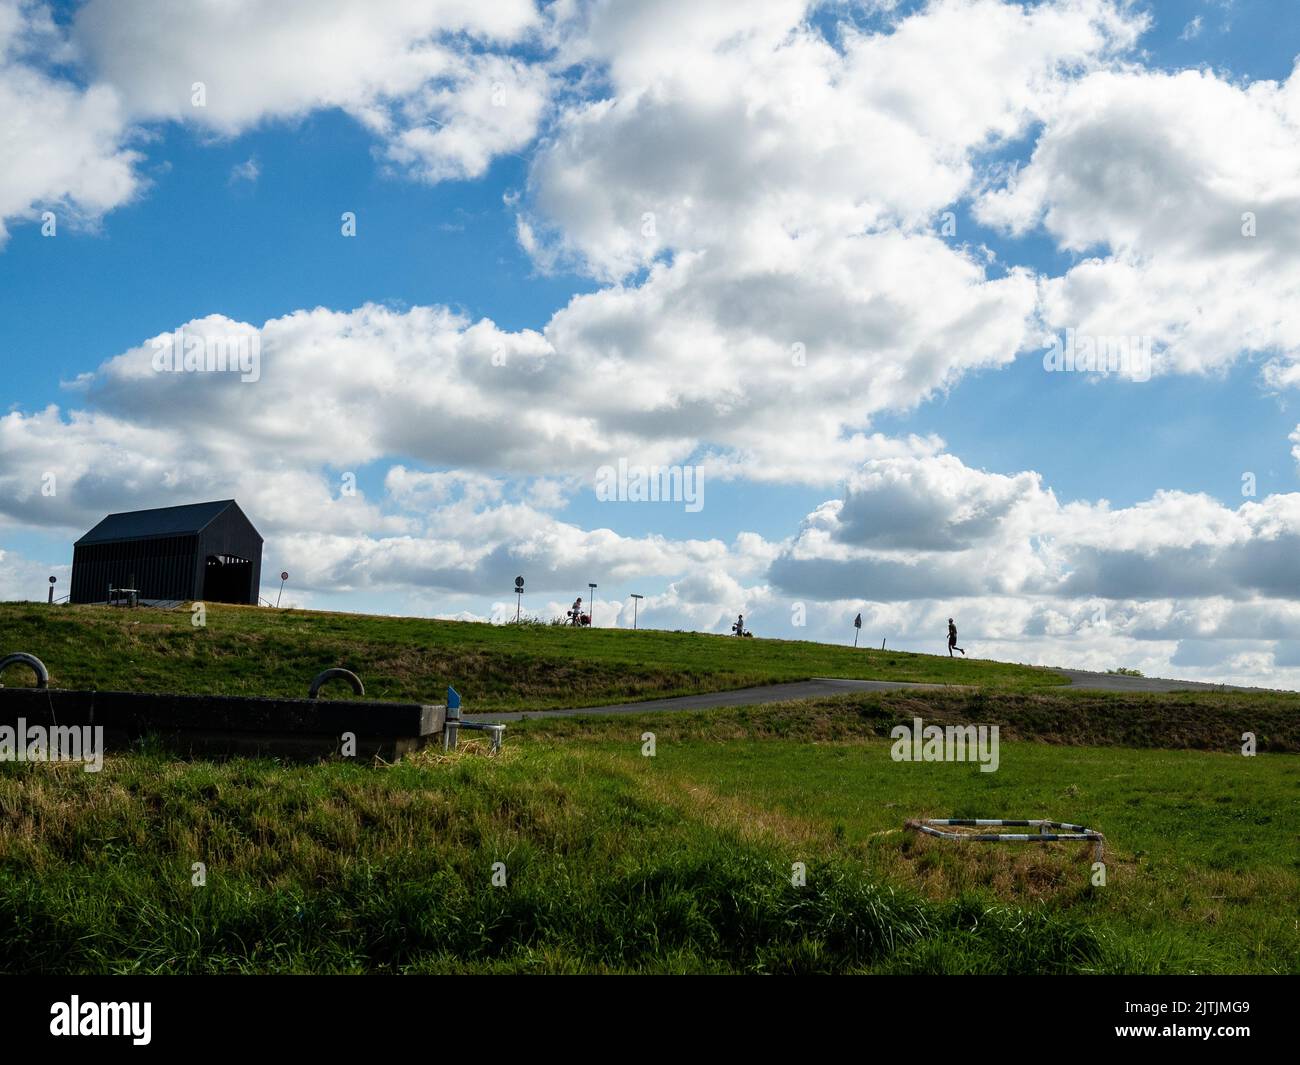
(853, 612, 861, 647)
(588, 582, 597, 627)
(630, 593, 643, 629)
(277, 571, 289, 608)
(515, 575, 525, 623)
(48, 575, 56, 604)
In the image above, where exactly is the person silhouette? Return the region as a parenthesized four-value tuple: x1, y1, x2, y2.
(732, 614, 745, 637)
(947, 618, 965, 656)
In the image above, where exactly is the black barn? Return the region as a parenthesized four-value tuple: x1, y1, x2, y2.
(71, 500, 263, 606)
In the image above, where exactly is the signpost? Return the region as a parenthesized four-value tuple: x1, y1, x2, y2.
(277, 571, 289, 608)
(48, 575, 56, 604)
(630, 593, 643, 630)
(588, 582, 597, 627)
(514, 575, 525, 623)
(853, 612, 862, 648)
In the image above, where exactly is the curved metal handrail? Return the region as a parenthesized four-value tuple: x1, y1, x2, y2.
(0, 652, 50, 689)
(308, 668, 364, 699)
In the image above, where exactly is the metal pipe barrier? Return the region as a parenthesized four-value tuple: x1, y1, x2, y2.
(442, 686, 505, 753)
(905, 818, 1105, 862)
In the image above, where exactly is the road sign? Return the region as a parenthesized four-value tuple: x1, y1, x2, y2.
(515, 576, 525, 589)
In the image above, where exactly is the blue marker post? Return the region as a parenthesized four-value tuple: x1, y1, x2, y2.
(442, 685, 462, 751)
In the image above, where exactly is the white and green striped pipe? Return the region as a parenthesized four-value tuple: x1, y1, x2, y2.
(905, 818, 1105, 860)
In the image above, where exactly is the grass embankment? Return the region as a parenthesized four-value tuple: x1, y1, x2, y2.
(0, 601, 1065, 711)
(2, 694, 1296, 974)
(1, 602, 1295, 974)
(516, 687, 1300, 752)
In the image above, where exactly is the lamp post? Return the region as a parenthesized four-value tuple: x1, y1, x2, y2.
(630, 593, 643, 629)
(588, 582, 597, 627)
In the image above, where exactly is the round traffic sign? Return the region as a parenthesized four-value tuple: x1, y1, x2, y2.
(281, 571, 289, 581)
(515, 576, 525, 589)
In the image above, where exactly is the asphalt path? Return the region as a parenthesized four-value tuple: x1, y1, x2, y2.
(1054, 668, 1279, 693)
(471, 677, 944, 722)
(469, 667, 1290, 722)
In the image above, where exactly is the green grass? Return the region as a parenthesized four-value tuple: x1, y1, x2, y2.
(1, 715, 1294, 974)
(1, 601, 1295, 974)
(580, 734, 1299, 974)
(0, 601, 1065, 711)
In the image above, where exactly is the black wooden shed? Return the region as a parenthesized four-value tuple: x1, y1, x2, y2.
(70, 500, 263, 606)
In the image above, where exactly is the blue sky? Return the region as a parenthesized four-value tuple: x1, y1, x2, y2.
(3, 0, 1300, 683)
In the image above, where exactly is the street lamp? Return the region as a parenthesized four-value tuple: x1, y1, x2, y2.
(588, 582, 597, 627)
(630, 593, 643, 629)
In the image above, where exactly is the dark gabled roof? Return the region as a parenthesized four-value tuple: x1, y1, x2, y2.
(75, 500, 254, 546)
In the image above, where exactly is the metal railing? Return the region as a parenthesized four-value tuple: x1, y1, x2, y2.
(442, 686, 504, 753)
(905, 817, 1105, 862)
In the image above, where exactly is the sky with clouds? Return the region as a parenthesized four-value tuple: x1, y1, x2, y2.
(2, 0, 1299, 685)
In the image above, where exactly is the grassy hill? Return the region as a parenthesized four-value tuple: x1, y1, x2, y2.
(0, 601, 1065, 710)
(1, 601, 1296, 975)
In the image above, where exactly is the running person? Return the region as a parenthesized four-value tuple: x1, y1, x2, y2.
(947, 618, 965, 656)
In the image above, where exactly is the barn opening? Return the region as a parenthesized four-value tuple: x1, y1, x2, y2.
(204, 554, 255, 603)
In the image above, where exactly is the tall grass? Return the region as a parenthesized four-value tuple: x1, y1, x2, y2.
(2, 724, 1293, 973)
(0, 745, 1112, 974)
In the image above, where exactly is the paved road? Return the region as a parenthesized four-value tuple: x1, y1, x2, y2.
(470, 668, 1290, 723)
(1057, 669, 1284, 693)
(471, 677, 944, 723)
